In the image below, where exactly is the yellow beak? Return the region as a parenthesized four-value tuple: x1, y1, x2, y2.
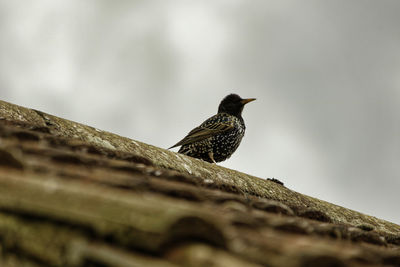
(241, 98, 256, 105)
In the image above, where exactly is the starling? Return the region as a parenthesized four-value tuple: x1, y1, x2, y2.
(169, 94, 256, 163)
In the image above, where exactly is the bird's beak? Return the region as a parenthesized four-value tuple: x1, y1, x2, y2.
(241, 98, 256, 105)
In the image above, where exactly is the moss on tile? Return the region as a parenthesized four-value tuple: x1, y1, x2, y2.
(0, 99, 399, 238)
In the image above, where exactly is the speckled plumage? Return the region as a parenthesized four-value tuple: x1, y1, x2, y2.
(169, 94, 255, 163)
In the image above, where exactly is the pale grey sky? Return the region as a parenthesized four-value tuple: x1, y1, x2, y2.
(1, 1, 399, 223)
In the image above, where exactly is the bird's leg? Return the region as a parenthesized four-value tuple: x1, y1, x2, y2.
(208, 151, 217, 164)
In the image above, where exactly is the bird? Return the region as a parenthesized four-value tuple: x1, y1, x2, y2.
(169, 94, 256, 163)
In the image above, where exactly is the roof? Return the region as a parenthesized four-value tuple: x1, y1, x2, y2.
(0, 99, 399, 267)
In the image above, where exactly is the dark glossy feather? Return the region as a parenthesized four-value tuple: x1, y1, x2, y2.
(168, 113, 234, 149)
(169, 94, 255, 163)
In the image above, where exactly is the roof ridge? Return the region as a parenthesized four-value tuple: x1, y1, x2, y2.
(1, 99, 399, 239)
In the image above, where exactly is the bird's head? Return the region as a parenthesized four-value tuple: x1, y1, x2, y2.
(217, 94, 256, 117)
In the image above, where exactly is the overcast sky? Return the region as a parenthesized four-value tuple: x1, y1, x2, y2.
(1, 1, 399, 224)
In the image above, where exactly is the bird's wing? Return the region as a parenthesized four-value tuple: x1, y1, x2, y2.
(169, 115, 234, 149)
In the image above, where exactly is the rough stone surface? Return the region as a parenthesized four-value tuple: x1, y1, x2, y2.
(1, 99, 400, 267)
(1, 100, 398, 236)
